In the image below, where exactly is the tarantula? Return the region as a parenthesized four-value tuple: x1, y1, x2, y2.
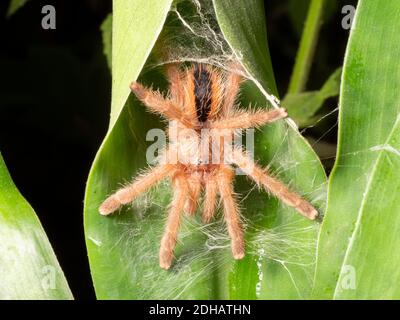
(99, 63, 318, 270)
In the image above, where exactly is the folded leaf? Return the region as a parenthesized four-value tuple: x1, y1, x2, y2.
(85, 0, 327, 299)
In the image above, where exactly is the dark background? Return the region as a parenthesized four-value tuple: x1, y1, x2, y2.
(0, 0, 356, 299)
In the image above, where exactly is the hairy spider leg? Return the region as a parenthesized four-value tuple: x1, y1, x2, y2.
(207, 65, 225, 120)
(99, 163, 176, 216)
(231, 148, 318, 220)
(210, 107, 287, 130)
(217, 165, 245, 260)
(181, 67, 198, 121)
(221, 66, 243, 116)
(130, 82, 195, 128)
(159, 172, 189, 270)
(184, 171, 202, 216)
(202, 171, 219, 223)
(166, 64, 185, 108)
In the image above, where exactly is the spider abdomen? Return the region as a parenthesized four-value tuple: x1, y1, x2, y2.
(194, 65, 212, 122)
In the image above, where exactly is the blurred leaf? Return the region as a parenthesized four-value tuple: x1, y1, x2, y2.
(100, 13, 112, 70)
(288, 0, 338, 37)
(85, 0, 327, 299)
(6, 0, 29, 17)
(313, 0, 400, 299)
(288, 0, 311, 37)
(0, 153, 73, 300)
(288, 0, 327, 94)
(283, 67, 341, 126)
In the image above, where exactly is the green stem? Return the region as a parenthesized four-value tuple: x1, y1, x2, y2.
(287, 0, 326, 94)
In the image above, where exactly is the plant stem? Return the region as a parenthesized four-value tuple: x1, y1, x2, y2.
(287, 0, 326, 94)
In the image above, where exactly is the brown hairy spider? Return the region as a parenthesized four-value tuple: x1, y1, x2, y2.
(99, 63, 318, 270)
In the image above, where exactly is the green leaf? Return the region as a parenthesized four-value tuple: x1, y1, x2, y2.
(313, 0, 400, 299)
(109, 0, 173, 128)
(7, 0, 29, 17)
(283, 67, 341, 126)
(0, 153, 73, 300)
(85, 0, 327, 299)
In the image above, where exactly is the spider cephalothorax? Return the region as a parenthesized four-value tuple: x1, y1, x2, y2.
(99, 63, 318, 270)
